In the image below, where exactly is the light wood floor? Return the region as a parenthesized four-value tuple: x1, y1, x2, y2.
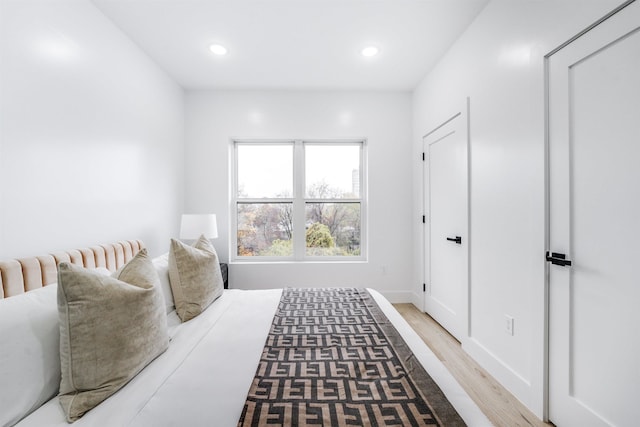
(394, 303, 554, 427)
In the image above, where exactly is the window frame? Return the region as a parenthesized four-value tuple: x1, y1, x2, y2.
(231, 139, 367, 262)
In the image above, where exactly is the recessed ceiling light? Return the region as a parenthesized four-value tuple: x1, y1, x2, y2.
(361, 46, 379, 57)
(209, 44, 227, 55)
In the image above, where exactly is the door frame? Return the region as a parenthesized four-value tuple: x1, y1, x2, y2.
(543, 0, 636, 420)
(422, 97, 471, 341)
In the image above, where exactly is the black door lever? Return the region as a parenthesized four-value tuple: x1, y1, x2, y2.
(446, 236, 462, 244)
(546, 251, 572, 266)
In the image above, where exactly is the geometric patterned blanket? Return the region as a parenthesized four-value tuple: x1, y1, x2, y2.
(238, 288, 466, 426)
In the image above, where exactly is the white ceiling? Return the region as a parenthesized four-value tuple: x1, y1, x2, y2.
(91, 0, 489, 91)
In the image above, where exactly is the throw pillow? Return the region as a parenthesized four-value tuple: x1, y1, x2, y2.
(168, 235, 224, 322)
(57, 248, 169, 422)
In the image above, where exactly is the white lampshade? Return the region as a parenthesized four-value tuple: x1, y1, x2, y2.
(180, 214, 218, 240)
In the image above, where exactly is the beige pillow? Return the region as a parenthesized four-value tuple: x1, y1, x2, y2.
(168, 235, 224, 322)
(57, 249, 169, 422)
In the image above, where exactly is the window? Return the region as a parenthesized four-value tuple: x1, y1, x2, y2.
(233, 140, 366, 261)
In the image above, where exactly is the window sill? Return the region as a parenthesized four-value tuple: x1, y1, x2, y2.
(230, 259, 368, 265)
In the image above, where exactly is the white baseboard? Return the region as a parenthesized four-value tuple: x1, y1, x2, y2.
(378, 291, 415, 304)
(409, 291, 423, 311)
(463, 337, 535, 413)
(378, 291, 424, 310)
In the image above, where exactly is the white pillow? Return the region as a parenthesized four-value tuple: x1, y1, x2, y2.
(152, 252, 175, 314)
(94, 266, 112, 276)
(166, 309, 181, 338)
(0, 285, 60, 427)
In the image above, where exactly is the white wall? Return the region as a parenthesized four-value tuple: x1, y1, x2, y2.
(412, 0, 621, 417)
(0, 0, 184, 258)
(185, 90, 413, 301)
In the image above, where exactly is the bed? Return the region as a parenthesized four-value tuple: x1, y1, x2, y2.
(0, 239, 492, 426)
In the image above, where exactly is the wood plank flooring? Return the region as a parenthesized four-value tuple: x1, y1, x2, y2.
(393, 303, 554, 427)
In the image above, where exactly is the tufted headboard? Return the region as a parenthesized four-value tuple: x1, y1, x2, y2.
(0, 240, 144, 299)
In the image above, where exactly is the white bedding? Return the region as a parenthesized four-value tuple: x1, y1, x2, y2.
(15, 289, 492, 426)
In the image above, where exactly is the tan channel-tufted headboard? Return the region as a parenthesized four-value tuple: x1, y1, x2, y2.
(0, 240, 144, 299)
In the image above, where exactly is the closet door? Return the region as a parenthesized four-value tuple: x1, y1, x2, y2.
(423, 100, 469, 341)
(547, 2, 640, 425)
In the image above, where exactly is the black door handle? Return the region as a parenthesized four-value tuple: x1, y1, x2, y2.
(546, 251, 572, 266)
(447, 236, 462, 244)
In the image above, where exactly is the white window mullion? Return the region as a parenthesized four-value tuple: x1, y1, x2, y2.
(358, 141, 367, 261)
(292, 140, 306, 260)
(231, 141, 239, 261)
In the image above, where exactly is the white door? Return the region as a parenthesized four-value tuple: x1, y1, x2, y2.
(423, 100, 468, 341)
(547, 2, 640, 425)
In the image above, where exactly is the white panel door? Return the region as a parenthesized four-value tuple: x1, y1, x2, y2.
(423, 100, 468, 341)
(547, 2, 640, 425)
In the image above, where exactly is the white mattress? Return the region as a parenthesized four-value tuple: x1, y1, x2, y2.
(16, 289, 492, 426)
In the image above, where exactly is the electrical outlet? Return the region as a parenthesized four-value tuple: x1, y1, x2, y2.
(505, 315, 514, 336)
